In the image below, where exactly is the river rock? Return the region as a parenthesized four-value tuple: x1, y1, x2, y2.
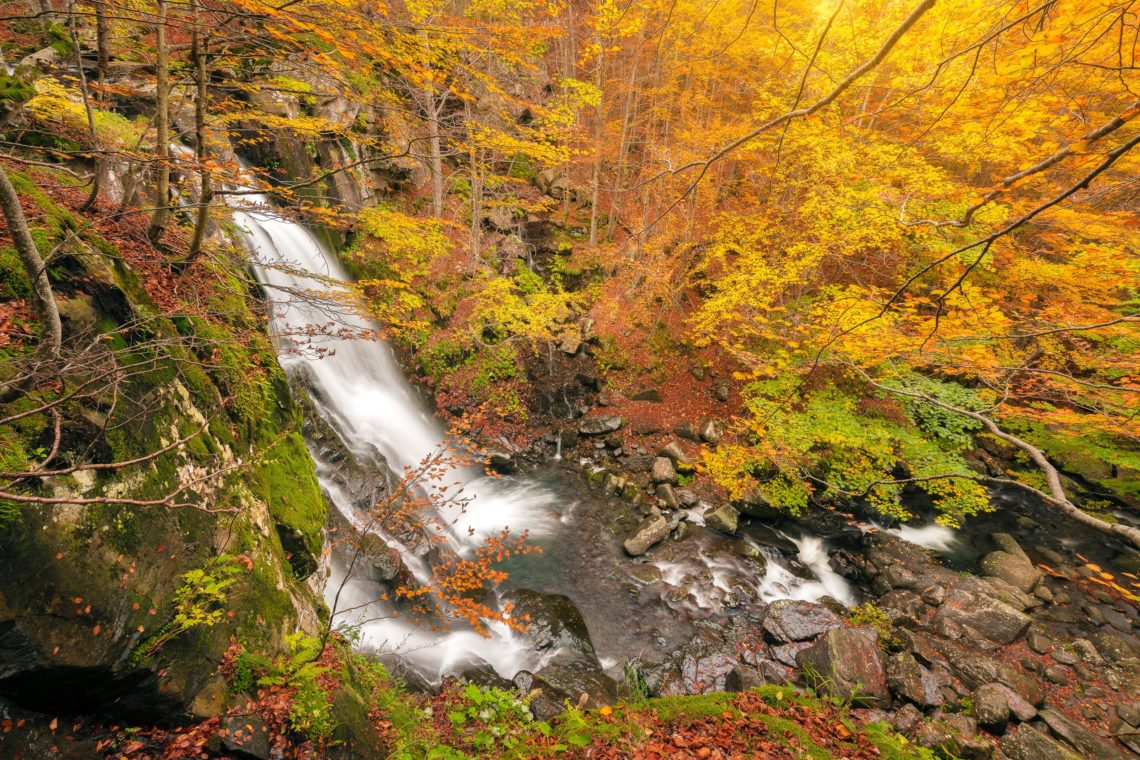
(578, 414, 622, 436)
(703, 503, 739, 535)
(656, 441, 690, 465)
(651, 457, 677, 484)
(974, 683, 1012, 727)
(651, 629, 740, 696)
(486, 450, 517, 474)
(795, 626, 889, 706)
(1039, 707, 1125, 760)
(511, 589, 595, 658)
(887, 652, 943, 708)
(1091, 632, 1134, 664)
(623, 515, 670, 556)
(655, 483, 680, 509)
(1001, 725, 1082, 760)
(761, 599, 842, 643)
(980, 550, 1042, 593)
(932, 587, 1031, 644)
(452, 655, 515, 690)
(516, 661, 616, 720)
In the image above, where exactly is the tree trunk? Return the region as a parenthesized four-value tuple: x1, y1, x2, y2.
(587, 29, 604, 248)
(427, 89, 444, 217)
(94, 0, 111, 83)
(184, 0, 212, 266)
(146, 0, 171, 244)
(0, 165, 61, 356)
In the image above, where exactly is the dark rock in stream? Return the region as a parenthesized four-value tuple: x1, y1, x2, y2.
(760, 599, 842, 643)
(511, 589, 596, 659)
(703, 503, 739, 535)
(514, 662, 617, 721)
(623, 514, 670, 556)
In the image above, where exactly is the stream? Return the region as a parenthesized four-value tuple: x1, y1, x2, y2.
(230, 195, 1045, 688)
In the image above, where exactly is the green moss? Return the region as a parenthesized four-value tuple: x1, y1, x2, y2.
(251, 432, 327, 555)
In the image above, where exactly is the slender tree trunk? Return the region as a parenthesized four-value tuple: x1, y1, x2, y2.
(184, 0, 212, 265)
(587, 32, 604, 248)
(68, 1, 101, 212)
(427, 89, 444, 217)
(146, 0, 170, 244)
(0, 166, 61, 356)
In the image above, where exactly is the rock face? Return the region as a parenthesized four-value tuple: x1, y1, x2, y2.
(761, 600, 842, 643)
(578, 414, 622, 436)
(623, 515, 670, 556)
(795, 626, 889, 706)
(1039, 707, 1127, 759)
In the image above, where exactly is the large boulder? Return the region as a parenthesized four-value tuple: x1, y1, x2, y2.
(795, 626, 889, 706)
(649, 629, 740, 696)
(973, 683, 1012, 727)
(980, 551, 1042, 594)
(932, 587, 1031, 644)
(623, 515, 670, 556)
(761, 599, 842, 643)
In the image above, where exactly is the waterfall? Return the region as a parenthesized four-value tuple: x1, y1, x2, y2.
(231, 193, 558, 681)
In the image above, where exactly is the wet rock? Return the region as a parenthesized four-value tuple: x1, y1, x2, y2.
(653, 630, 739, 696)
(578, 414, 622, 436)
(761, 599, 842, 643)
(623, 515, 670, 556)
(888, 652, 943, 708)
(676, 488, 699, 507)
(932, 587, 1031, 644)
(1001, 725, 1082, 760)
(651, 457, 677, 484)
(518, 661, 616, 720)
(795, 626, 889, 706)
(511, 590, 595, 658)
(974, 683, 1011, 727)
(219, 714, 271, 760)
(369, 545, 403, 582)
(1039, 707, 1125, 759)
(655, 483, 680, 509)
(628, 564, 663, 586)
(486, 450, 517, 474)
(702, 503, 739, 535)
(980, 550, 1042, 593)
(770, 641, 813, 667)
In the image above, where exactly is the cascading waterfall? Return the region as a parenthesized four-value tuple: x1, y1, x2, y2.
(231, 193, 559, 680)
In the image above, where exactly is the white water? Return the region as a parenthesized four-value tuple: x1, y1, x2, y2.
(232, 193, 559, 681)
(651, 528, 856, 612)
